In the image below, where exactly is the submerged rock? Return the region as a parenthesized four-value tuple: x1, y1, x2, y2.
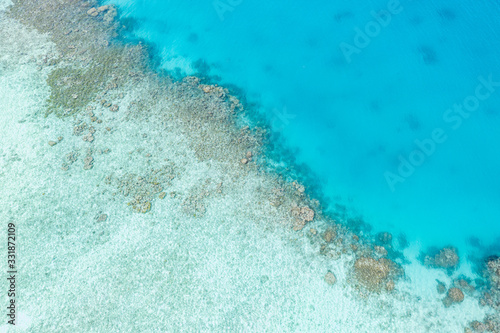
(74, 123, 87, 136)
(425, 246, 459, 270)
(138, 201, 151, 213)
(443, 287, 464, 307)
(385, 279, 395, 292)
(436, 280, 446, 294)
(324, 271, 337, 285)
(374, 246, 388, 257)
(292, 220, 305, 231)
(486, 257, 500, 285)
(115, 164, 177, 213)
(454, 279, 475, 295)
(470, 320, 487, 332)
(354, 257, 393, 291)
(291, 206, 315, 231)
(377, 232, 392, 245)
(322, 228, 335, 243)
(299, 206, 314, 222)
(97, 5, 109, 12)
(87, 7, 98, 16)
(83, 155, 94, 170)
(434, 247, 459, 268)
(82, 133, 94, 142)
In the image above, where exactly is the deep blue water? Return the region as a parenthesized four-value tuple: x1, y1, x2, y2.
(107, 0, 500, 254)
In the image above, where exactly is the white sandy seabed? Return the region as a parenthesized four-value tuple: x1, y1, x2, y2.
(0, 2, 493, 332)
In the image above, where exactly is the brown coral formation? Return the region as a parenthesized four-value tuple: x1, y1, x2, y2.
(111, 163, 177, 213)
(83, 155, 94, 170)
(324, 271, 337, 286)
(470, 320, 488, 332)
(424, 246, 459, 270)
(377, 232, 392, 244)
(486, 257, 500, 286)
(454, 278, 475, 295)
(354, 257, 395, 291)
(291, 205, 314, 231)
(443, 287, 464, 307)
(434, 247, 459, 268)
(322, 228, 336, 243)
(436, 280, 446, 294)
(374, 246, 388, 257)
(471, 257, 500, 331)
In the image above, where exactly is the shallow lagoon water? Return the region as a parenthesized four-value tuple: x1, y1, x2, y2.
(107, 0, 500, 252)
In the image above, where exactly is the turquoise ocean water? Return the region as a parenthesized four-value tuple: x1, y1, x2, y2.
(106, 0, 500, 256)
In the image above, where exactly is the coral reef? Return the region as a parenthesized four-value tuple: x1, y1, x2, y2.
(324, 271, 337, 285)
(424, 246, 459, 270)
(108, 162, 178, 213)
(353, 257, 398, 292)
(2, 0, 496, 330)
(443, 287, 464, 307)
